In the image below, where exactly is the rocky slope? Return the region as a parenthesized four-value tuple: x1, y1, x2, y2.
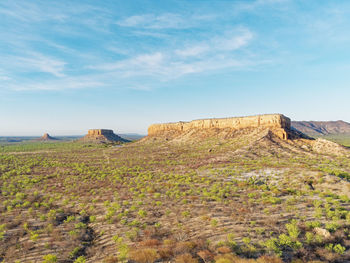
(144, 114, 349, 157)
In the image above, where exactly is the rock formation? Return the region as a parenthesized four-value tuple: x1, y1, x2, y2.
(36, 133, 58, 141)
(148, 114, 291, 140)
(80, 129, 129, 143)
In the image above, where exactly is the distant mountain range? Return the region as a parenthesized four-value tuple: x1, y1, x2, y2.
(292, 120, 350, 137)
(119, 133, 145, 141)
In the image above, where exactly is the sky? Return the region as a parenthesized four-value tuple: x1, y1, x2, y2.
(1, 0, 350, 135)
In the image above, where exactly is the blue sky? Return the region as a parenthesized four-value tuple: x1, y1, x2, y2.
(1, 0, 350, 135)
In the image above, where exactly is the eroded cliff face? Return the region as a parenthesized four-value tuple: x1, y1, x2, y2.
(81, 129, 128, 143)
(148, 114, 291, 140)
(87, 129, 114, 136)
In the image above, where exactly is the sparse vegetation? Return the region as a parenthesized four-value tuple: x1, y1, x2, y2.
(1, 131, 350, 262)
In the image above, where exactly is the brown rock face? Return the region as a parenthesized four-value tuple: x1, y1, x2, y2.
(148, 114, 291, 140)
(81, 129, 128, 143)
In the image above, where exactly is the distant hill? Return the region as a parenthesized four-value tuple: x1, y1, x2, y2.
(292, 120, 350, 147)
(119, 133, 145, 141)
(292, 120, 350, 136)
(36, 133, 58, 141)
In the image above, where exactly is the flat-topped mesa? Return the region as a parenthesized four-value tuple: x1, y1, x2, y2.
(88, 129, 115, 136)
(148, 114, 291, 140)
(81, 129, 128, 143)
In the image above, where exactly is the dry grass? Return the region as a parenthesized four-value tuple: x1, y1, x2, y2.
(1, 131, 350, 262)
(175, 253, 198, 263)
(129, 248, 159, 263)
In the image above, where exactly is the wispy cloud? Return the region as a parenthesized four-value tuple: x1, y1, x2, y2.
(0, 0, 296, 92)
(0, 74, 10, 81)
(234, 0, 290, 13)
(176, 46, 209, 57)
(4, 26, 257, 92)
(5, 76, 104, 91)
(117, 13, 213, 29)
(2, 52, 67, 77)
(0, 1, 69, 23)
(22, 54, 66, 77)
(90, 28, 256, 80)
(176, 29, 253, 57)
(302, 6, 350, 45)
(117, 13, 185, 29)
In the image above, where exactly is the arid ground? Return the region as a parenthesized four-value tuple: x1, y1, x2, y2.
(1, 129, 350, 263)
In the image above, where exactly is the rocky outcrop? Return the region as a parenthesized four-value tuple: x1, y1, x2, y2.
(80, 129, 129, 143)
(148, 114, 291, 140)
(36, 133, 58, 141)
(312, 138, 349, 156)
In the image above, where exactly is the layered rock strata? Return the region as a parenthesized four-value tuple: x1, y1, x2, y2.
(148, 114, 291, 140)
(81, 129, 128, 143)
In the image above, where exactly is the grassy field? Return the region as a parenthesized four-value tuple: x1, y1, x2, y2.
(1, 136, 350, 262)
(319, 134, 350, 147)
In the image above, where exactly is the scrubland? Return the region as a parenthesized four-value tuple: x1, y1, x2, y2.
(1, 132, 350, 262)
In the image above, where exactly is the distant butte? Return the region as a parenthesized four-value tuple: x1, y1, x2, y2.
(36, 133, 58, 141)
(80, 129, 129, 143)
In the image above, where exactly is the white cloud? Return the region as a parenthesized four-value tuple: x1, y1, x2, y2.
(0, 2, 260, 92)
(0, 76, 10, 81)
(3, 52, 66, 77)
(117, 13, 185, 29)
(90, 28, 256, 81)
(0, 1, 67, 23)
(89, 52, 164, 73)
(235, 0, 290, 13)
(130, 30, 171, 39)
(0, 52, 67, 78)
(0, 70, 11, 81)
(214, 30, 253, 51)
(128, 85, 152, 91)
(176, 45, 209, 57)
(117, 13, 211, 29)
(302, 6, 350, 45)
(134, 52, 164, 67)
(7, 77, 103, 91)
(176, 28, 253, 58)
(16, 53, 67, 77)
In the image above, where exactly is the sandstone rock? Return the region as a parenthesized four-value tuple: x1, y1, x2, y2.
(314, 227, 331, 239)
(148, 114, 291, 140)
(80, 129, 128, 143)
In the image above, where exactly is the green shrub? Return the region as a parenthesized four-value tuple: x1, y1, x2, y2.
(74, 256, 86, 263)
(305, 221, 321, 229)
(325, 222, 339, 232)
(42, 254, 57, 263)
(325, 243, 346, 255)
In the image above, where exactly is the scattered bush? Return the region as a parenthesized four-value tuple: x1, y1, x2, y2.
(175, 253, 198, 263)
(129, 248, 159, 263)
